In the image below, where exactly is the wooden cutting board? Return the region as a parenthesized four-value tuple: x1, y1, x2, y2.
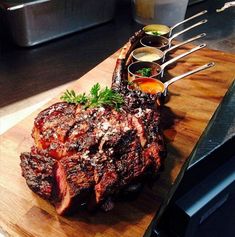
(0, 44, 234, 237)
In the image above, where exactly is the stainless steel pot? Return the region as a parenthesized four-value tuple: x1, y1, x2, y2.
(0, 0, 117, 46)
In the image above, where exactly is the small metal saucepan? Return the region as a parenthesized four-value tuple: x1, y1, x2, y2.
(131, 46, 163, 63)
(130, 62, 215, 104)
(130, 43, 206, 80)
(141, 19, 207, 50)
(128, 61, 159, 82)
(143, 10, 207, 37)
(132, 33, 206, 64)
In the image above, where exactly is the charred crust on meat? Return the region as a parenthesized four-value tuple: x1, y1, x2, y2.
(20, 152, 57, 201)
(20, 30, 167, 215)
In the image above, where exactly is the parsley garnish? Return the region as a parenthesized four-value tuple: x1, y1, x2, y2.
(151, 31, 161, 36)
(60, 83, 124, 109)
(136, 67, 152, 77)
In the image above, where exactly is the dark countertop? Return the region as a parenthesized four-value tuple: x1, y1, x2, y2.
(0, 0, 234, 108)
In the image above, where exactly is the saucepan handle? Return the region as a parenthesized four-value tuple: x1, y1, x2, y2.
(161, 43, 206, 74)
(163, 33, 206, 61)
(169, 19, 207, 47)
(169, 10, 207, 36)
(164, 62, 215, 90)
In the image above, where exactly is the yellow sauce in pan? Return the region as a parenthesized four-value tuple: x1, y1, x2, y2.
(134, 52, 161, 62)
(143, 24, 170, 36)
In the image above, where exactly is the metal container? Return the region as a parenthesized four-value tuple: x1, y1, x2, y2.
(131, 0, 188, 26)
(0, 0, 116, 47)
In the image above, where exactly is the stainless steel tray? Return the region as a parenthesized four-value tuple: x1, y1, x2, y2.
(0, 0, 116, 47)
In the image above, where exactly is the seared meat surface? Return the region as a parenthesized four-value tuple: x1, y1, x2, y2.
(20, 30, 166, 215)
(20, 152, 56, 201)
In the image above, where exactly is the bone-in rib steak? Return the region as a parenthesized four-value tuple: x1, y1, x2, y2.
(20, 30, 166, 215)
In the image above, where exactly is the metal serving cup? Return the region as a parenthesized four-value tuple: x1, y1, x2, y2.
(143, 10, 207, 37)
(140, 33, 206, 63)
(131, 47, 164, 63)
(132, 43, 206, 79)
(127, 61, 160, 82)
(130, 62, 215, 104)
(141, 19, 207, 50)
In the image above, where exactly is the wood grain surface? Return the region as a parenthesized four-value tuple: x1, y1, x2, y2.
(0, 44, 234, 237)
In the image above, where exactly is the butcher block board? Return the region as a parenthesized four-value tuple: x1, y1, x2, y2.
(0, 43, 235, 237)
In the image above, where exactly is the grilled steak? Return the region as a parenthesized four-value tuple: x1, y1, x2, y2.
(20, 152, 56, 201)
(20, 30, 166, 215)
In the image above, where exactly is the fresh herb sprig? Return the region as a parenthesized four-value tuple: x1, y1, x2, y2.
(136, 67, 152, 77)
(60, 90, 87, 104)
(60, 83, 124, 110)
(150, 31, 161, 36)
